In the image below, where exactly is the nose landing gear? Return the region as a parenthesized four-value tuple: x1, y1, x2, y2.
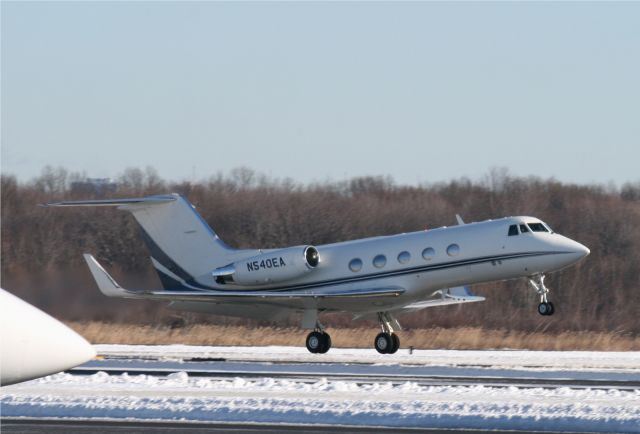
(529, 275, 555, 316)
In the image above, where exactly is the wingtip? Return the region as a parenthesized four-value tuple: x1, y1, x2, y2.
(83, 253, 128, 297)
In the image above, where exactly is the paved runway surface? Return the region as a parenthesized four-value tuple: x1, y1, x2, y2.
(72, 356, 640, 389)
(1, 419, 593, 434)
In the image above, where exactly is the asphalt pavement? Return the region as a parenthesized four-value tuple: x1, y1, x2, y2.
(0, 419, 598, 434)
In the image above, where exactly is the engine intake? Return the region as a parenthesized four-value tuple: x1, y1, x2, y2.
(213, 245, 320, 286)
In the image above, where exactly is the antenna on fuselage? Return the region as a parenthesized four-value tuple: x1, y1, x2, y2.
(455, 214, 465, 225)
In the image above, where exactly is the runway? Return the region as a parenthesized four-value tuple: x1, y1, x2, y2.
(1, 419, 599, 434)
(71, 357, 640, 390)
(2, 345, 639, 433)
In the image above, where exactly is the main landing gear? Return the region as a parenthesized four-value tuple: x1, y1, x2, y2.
(375, 312, 400, 354)
(306, 324, 331, 354)
(529, 274, 555, 316)
(304, 314, 402, 355)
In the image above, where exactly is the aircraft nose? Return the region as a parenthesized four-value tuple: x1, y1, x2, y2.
(578, 243, 590, 258)
(569, 240, 590, 260)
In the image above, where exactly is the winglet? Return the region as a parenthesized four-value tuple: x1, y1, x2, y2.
(455, 214, 465, 225)
(83, 254, 140, 298)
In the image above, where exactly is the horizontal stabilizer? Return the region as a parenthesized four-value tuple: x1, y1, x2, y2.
(83, 254, 142, 298)
(45, 196, 176, 208)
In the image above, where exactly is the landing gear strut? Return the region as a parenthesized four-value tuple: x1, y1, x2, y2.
(306, 323, 331, 354)
(375, 312, 400, 354)
(529, 275, 555, 316)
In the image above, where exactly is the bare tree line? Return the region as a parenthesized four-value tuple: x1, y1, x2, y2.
(1, 166, 639, 334)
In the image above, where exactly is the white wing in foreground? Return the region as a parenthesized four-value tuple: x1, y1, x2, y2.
(0, 289, 95, 386)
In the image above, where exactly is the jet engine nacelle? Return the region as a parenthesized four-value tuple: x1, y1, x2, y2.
(212, 245, 320, 286)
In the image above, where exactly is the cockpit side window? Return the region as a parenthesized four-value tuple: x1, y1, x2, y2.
(508, 225, 519, 236)
(528, 222, 549, 232)
(519, 224, 529, 233)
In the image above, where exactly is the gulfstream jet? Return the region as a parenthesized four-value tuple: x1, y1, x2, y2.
(47, 194, 589, 354)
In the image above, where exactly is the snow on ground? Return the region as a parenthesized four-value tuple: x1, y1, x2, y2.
(3, 370, 639, 432)
(2, 346, 640, 432)
(96, 344, 640, 371)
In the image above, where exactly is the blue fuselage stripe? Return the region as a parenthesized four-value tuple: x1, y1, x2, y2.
(156, 250, 569, 293)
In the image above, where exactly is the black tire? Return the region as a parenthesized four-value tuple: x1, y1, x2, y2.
(306, 331, 323, 353)
(547, 302, 555, 316)
(374, 332, 392, 354)
(537, 302, 548, 316)
(319, 333, 332, 354)
(388, 333, 400, 354)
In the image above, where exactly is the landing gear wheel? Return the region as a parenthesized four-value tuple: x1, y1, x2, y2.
(306, 331, 323, 353)
(546, 302, 555, 316)
(306, 331, 331, 354)
(374, 332, 393, 354)
(537, 302, 554, 316)
(319, 333, 332, 354)
(389, 333, 400, 354)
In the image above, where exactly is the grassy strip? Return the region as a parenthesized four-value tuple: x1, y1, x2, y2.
(66, 322, 640, 351)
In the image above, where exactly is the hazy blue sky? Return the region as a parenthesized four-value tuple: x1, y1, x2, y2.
(2, 1, 639, 186)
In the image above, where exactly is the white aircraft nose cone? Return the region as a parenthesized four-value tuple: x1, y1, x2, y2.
(0, 289, 96, 386)
(564, 240, 590, 263)
(575, 242, 590, 258)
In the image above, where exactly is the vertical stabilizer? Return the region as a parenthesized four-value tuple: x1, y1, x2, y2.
(46, 194, 235, 288)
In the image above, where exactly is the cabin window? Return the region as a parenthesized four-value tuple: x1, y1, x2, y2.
(447, 244, 460, 257)
(519, 224, 529, 233)
(373, 254, 387, 268)
(528, 222, 549, 233)
(397, 251, 411, 264)
(349, 258, 363, 272)
(508, 225, 519, 236)
(422, 247, 435, 260)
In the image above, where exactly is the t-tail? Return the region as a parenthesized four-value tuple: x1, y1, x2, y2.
(46, 194, 240, 290)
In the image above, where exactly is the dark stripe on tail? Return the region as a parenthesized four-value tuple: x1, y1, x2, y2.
(137, 225, 202, 289)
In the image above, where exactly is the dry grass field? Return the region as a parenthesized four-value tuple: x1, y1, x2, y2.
(66, 322, 640, 351)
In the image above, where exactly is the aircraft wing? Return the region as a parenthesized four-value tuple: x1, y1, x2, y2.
(396, 286, 485, 312)
(83, 254, 405, 302)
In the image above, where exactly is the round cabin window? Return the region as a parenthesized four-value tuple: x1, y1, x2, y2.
(397, 251, 411, 264)
(447, 244, 460, 257)
(422, 247, 435, 260)
(349, 258, 363, 272)
(373, 254, 387, 268)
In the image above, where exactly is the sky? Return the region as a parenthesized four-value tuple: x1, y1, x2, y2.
(2, 1, 639, 186)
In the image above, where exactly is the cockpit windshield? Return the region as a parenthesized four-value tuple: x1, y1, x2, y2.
(527, 222, 549, 233)
(507, 221, 553, 236)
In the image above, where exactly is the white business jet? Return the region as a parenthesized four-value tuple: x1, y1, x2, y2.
(47, 194, 589, 354)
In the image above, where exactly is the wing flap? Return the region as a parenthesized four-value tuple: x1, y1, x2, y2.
(400, 285, 485, 312)
(146, 286, 405, 302)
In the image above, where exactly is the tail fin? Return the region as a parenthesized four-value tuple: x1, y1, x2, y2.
(47, 194, 235, 287)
